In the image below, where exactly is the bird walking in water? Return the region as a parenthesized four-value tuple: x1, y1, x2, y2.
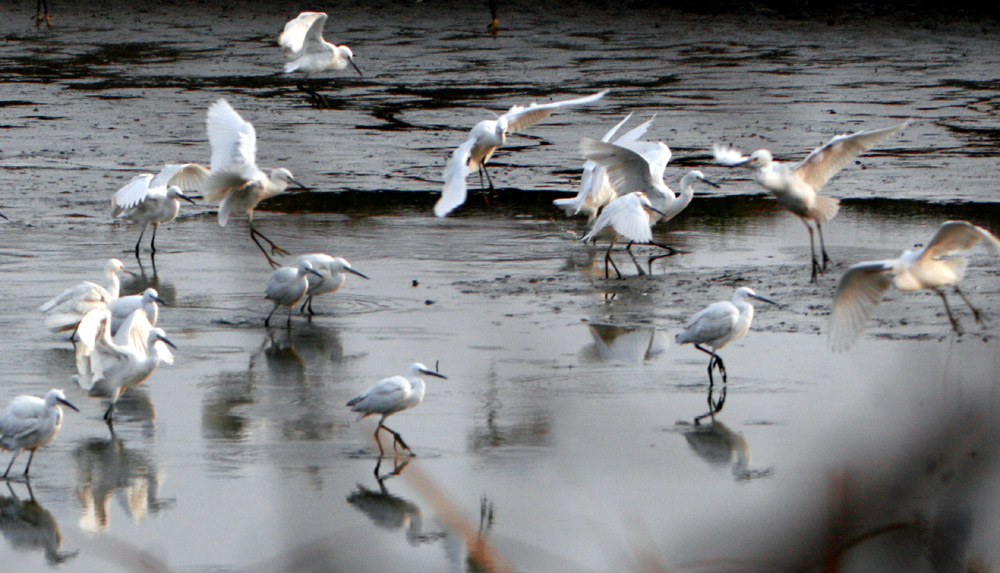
(112, 163, 206, 257)
(291, 253, 369, 315)
(0, 389, 79, 479)
(203, 99, 309, 268)
(39, 258, 133, 335)
(714, 120, 910, 282)
(347, 363, 447, 456)
(435, 90, 608, 217)
(279, 11, 362, 107)
(264, 259, 324, 327)
(580, 192, 666, 279)
(675, 287, 777, 423)
(830, 220, 1000, 351)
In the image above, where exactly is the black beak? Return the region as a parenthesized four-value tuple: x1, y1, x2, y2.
(159, 335, 178, 350)
(307, 268, 324, 278)
(420, 368, 447, 380)
(750, 293, 778, 306)
(350, 58, 363, 77)
(702, 178, 721, 188)
(152, 295, 168, 306)
(180, 193, 198, 205)
(58, 398, 80, 413)
(289, 178, 310, 191)
(347, 267, 370, 280)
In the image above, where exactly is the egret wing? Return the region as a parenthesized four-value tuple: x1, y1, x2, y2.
(612, 115, 654, 146)
(113, 174, 155, 213)
(0, 399, 41, 440)
(279, 12, 327, 54)
(712, 144, 750, 166)
(920, 220, 1000, 262)
(600, 113, 634, 143)
(114, 309, 153, 360)
(794, 121, 909, 191)
(581, 138, 654, 196)
(434, 136, 475, 217)
(206, 99, 257, 175)
(828, 260, 895, 351)
(154, 338, 175, 365)
(583, 193, 653, 244)
(152, 163, 210, 191)
(681, 302, 737, 344)
(502, 90, 607, 134)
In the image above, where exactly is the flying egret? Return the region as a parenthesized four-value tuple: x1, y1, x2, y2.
(112, 164, 206, 257)
(553, 113, 654, 220)
(265, 259, 324, 327)
(74, 308, 176, 422)
(109, 288, 165, 336)
(676, 287, 777, 422)
(830, 220, 1000, 351)
(280, 11, 362, 75)
(39, 258, 132, 334)
(203, 98, 309, 268)
(713, 120, 910, 282)
(0, 389, 78, 478)
(434, 90, 609, 218)
(347, 362, 447, 456)
(581, 192, 667, 279)
(292, 253, 369, 315)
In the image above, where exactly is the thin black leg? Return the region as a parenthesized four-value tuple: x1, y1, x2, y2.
(953, 285, 985, 324)
(817, 222, 832, 270)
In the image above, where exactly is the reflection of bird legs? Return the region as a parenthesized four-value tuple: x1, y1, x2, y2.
(373, 456, 410, 479)
(647, 242, 682, 272)
(695, 384, 727, 425)
(693, 344, 727, 424)
(249, 220, 288, 269)
(34, 0, 51, 27)
(375, 422, 413, 457)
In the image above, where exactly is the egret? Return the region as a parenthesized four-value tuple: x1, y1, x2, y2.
(0, 389, 79, 478)
(265, 259, 324, 327)
(39, 258, 132, 334)
(713, 120, 910, 282)
(112, 163, 206, 257)
(109, 288, 165, 336)
(74, 308, 176, 422)
(580, 192, 666, 279)
(434, 90, 608, 217)
(292, 253, 369, 315)
(553, 113, 654, 220)
(830, 220, 1000, 351)
(280, 11, 362, 75)
(676, 287, 777, 421)
(203, 98, 309, 268)
(346, 362, 447, 456)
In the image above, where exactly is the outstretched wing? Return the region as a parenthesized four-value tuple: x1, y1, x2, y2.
(920, 220, 1000, 262)
(113, 308, 154, 360)
(794, 120, 910, 192)
(580, 138, 655, 196)
(828, 260, 895, 351)
(206, 99, 257, 175)
(152, 163, 210, 191)
(583, 192, 653, 244)
(712, 144, 750, 166)
(113, 174, 155, 213)
(502, 90, 608, 135)
(279, 11, 327, 54)
(434, 136, 475, 217)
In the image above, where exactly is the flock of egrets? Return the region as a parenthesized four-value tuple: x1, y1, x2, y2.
(3, 9, 1000, 480)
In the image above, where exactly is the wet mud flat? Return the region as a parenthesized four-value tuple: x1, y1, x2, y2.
(0, 0, 999, 571)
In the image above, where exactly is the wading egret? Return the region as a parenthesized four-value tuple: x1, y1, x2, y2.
(830, 220, 1000, 351)
(203, 98, 308, 268)
(265, 259, 324, 327)
(74, 309, 176, 422)
(292, 253, 369, 315)
(714, 120, 910, 282)
(109, 288, 165, 336)
(39, 258, 132, 334)
(553, 113, 654, 220)
(112, 163, 206, 256)
(347, 362, 447, 456)
(435, 90, 608, 217)
(581, 192, 666, 279)
(0, 389, 78, 478)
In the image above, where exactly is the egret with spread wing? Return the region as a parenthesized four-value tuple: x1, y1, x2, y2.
(113, 163, 206, 256)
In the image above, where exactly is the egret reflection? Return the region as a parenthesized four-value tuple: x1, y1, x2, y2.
(348, 460, 445, 547)
(582, 324, 663, 363)
(74, 435, 173, 532)
(683, 420, 772, 481)
(0, 481, 78, 565)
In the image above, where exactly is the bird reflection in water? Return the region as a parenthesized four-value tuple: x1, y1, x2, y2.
(74, 434, 174, 532)
(348, 458, 445, 546)
(120, 255, 177, 307)
(682, 420, 773, 481)
(582, 324, 662, 363)
(85, 387, 157, 438)
(0, 481, 78, 565)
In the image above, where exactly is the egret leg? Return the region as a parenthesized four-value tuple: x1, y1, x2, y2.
(817, 222, 832, 270)
(373, 425, 386, 457)
(307, 297, 315, 316)
(603, 238, 622, 280)
(804, 221, 820, 283)
(296, 82, 330, 108)
(3, 450, 21, 478)
(264, 303, 279, 327)
(480, 164, 495, 191)
(149, 223, 159, 254)
(624, 242, 647, 276)
(34, 0, 51, 27)
(953, 286, 985, 325)
(695, 344, 727, 384)
(248, 221, 288, 268)
(379, 422, 413, 454)
(134, 225, 147, 258)
(647, 241, 681, 273)
(286, 306, 293, 328)
(21, 450, 37, 477)
(299, 296, 315, 316)
(936, 290, 962, 333)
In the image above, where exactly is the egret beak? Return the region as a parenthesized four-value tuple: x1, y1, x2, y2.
(419, 368, 447, 380)
(701, 177, 721, 188)
(57, 397, 80, 413)
(290, 178, 310, 191)
(644, 205, 668, 218)
(122, 269, 137, 277)
(346, 267, 370, 280)
(750, 293, 778, 306)
(158, 335, 178, 349)
(350, 58, 363, 77)
(306, 267, 324, 279)
(151, 294, 168, 306)
(179, 193, 198, 205)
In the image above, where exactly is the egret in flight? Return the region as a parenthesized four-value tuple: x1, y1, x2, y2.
(435, 90, 608, 217)
(830, 220, 1000, 351)
(112, 163, 206, 257)
(0, 389, 78, 478)
(279, 11, 362, 107)
(714, 120, 910, 282)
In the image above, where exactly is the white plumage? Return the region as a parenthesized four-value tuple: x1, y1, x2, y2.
(291, 253, 369, 315)
(0, 389, 78, 478)
(264, 259, 323, 327)
(109, 287, 165, 335)
(279, 11, 361, 75)
(113, 163, 206, 256)
(39, 258, 131, 334)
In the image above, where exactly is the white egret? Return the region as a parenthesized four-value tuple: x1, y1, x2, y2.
(264, 259, 324, 327)
(713, 120, 909, 282)
(435, 90, 609, 218)
(109, 288, 165, 336)
(675, 286, 777, 420)
(347, 362, 447, 456)
(580, 192, 666, 279)
(112, 163, 207, 256)
(553, 113, 654, 220)
(203, 98, 309, 268)
(0, 389, 78, 478)
(291, 253, 369, 315)
(39, 258, 132, 334)
(280, 11, 362, 76)
(74, 308, 176, 422)
(830, 220, 1000, 351)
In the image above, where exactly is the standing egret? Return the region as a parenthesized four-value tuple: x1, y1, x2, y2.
(713, 120, 909, 282)
(74, 309, 176, 422)
(830, 220, 1000, 351)
(347, 363, 447, 456)
(581, 192, 666, 279)
(0, 389, 79, 478)
(203, 98, 309, 268)
(553, 113, 654, 220)
(39, 258, 132, 334)
(434, 90, 608, 217)
(292, 253, 369, 315)
(109, 288, 165, 336)
(112, 163, 206, 257)
(676, 287, 777, 422)
(279, 11, 362, 108)
(264, 259, 324, 327)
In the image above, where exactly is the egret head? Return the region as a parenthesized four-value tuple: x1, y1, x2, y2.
(108, 258, 135, 277)
(747, 149, 773, 168)
(735, 286, 778, 307)
(45, 389, 80, 412)
(408, 362, 447, 380)
(270, 168, 309, 192)
(166, 185, 197, 205)
(143, 288, 167, 305)
(340, 46, 363, 76)
(333, 257, 370, 280)
(682, 170, 721, 189)
(298, 259, 324, 279)
(153, 328, 178, 349)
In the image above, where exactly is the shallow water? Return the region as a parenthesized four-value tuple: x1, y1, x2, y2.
(1, 2, 999, 571)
